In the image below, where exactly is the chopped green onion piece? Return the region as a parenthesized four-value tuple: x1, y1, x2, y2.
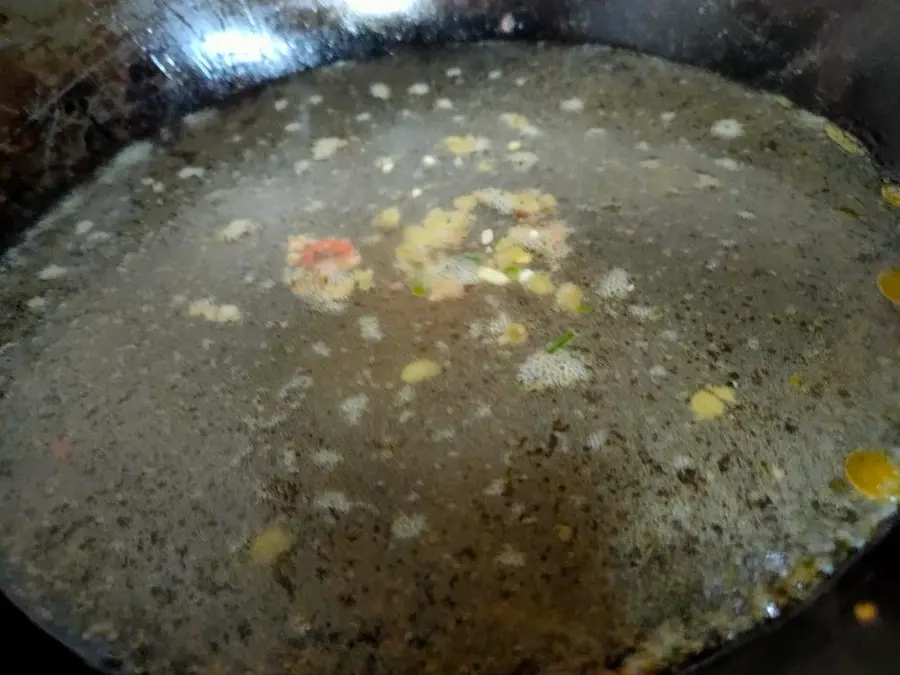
(410, 282, 427, 297)
(546, 330, 576, 354)
(576, 304, 591, 314)
(503, 265, 520, 278)
(460, 252, 483, 262)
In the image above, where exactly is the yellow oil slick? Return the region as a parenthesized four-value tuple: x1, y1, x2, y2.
(526, 273, 555, 296)
(555, 283, 584, 313)
(373, 206, 401, 230)
(876, 268, 900, 304)
(401, 359, 442, 384)
(881, 183, 900, 207)
(251, 526, 293, 563)
(844, 450, 900, 501)
(499, 322, 528, 346)
(825, 122, 866, 156)
(690, 386, 736, 421)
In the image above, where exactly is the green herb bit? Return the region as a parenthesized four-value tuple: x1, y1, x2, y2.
(546, 330, 576, 354)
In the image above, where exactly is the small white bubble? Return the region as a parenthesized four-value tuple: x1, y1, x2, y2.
(762, 601, 781, 619)
(74, 219, 94, 236)
(308, 94, 324, 105)
(369, 82, 392, 99)
(391, 513, 427, 539)
(376, 156, 395, 173)
(560, 97, 585, 112)
(217, 218, 259, 243)
(394, 384, 416, 407)
(312, 449, 343, 470)
(665, 329, 685, 346)
(710, 118, 745, 140)
(586, 429, 607, 452)
(312, 136, 348, 161)
(695, 173, 722, 190)
(311, 341, 331, 357)
(26, 296, 47, 311)
(499, 13, 516, 33)
(407, 82, 430, 96)
(434, 98, 453, 110)
(313, 491, 353, 513)
(715, 157, 741, 171)
(445, 67, 462, 77)
(177, 166, 205, 179)
(277, 374, 313, 401)
(483, 479, 505, 496)
(628, 304, 660, 322)
(495, 547, 526, 567)
(37, 264, 68, 281)
(673, 455, 693, 470)
(182, 108, 218, 128)
(649, 365, 668, 379)
(274, 98, 289, 111)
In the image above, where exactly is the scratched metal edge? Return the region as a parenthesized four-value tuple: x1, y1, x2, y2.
(1, 0, 900, 252)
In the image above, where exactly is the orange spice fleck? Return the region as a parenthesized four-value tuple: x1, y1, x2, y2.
(854, 601, 878, 625)
(299, 239, 360, 270)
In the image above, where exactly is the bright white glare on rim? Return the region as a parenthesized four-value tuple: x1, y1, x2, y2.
(197, 29, 291, 67)
(338, 0, 422, 16)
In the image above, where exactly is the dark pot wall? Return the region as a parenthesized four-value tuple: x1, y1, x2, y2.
(1, 0, 899, 249)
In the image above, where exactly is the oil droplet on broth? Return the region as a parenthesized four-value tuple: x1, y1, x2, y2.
(882, 183, 900, 207)
(373, 206, 401, 230)
(498, 322, 528, 346)
(876, 268, 900, 304)
(555, 282, 583, 313)
(250, 526, 293, 563)
(824, 122, 866, 156)
(854, 601, 879, 625)
(843, 450, 900, 501)
(690, 386, 737, 421)
(401, 359, 442, 384)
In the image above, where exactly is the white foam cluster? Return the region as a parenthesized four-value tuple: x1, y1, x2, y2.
(357, 315, 383, 342)
(596, 268, 634, 300)
(339, 393, 369, 425)
(516, 351, 590, 391)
